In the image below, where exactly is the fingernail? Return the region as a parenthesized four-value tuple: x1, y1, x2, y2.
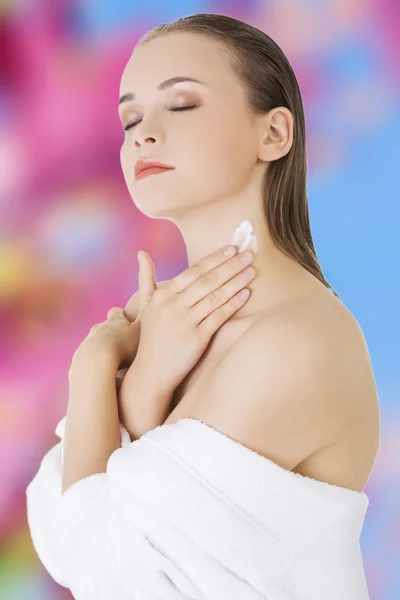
(239, 251, 253, 261)
(224, 245, 237, 257)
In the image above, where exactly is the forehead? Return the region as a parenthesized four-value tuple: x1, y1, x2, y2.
(119, 32, 232, 94)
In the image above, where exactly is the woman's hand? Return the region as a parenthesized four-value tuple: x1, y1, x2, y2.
(71, 252, 170, 375)
(115, 275, 171, 384)
(70, 307, 141, 373)
(133, 244, 256, 395)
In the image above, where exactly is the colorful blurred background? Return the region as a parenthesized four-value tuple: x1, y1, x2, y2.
(1, 1, 399, 598)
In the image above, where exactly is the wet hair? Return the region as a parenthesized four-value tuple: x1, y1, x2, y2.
(137, 13, 339, 298)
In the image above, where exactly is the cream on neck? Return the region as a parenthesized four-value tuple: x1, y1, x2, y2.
(231, 220, 259, 255)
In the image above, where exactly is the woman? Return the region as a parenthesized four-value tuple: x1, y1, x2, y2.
(26, 13, 379, 599)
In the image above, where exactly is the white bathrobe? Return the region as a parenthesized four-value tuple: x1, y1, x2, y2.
(26, 416, 370, 600)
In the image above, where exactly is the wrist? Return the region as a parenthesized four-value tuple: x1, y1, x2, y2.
(118, 356, 173, 438)
(132, 351, 174, 399)
(69, 342, 120, 380)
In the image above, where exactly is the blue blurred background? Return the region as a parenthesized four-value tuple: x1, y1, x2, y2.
(0, 1, 399, 598)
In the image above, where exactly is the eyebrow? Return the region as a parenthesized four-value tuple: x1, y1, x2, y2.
(118, 76, 205, 107)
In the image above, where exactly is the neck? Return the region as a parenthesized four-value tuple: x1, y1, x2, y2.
(170, 194, 314, 320)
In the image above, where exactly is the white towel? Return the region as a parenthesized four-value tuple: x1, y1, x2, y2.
(26, 416, 370, 600)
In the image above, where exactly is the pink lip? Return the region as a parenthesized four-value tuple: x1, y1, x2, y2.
(135, 166, 174, 181)
(134, 159, 174, 178)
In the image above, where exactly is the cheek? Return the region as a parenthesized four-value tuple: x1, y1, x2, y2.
(187, 116, 255, 187)
(120, 142, 136, 188)
(120, 143, 130, 174)
(175, 137, 254, 209)
(120, 143, 137, 200)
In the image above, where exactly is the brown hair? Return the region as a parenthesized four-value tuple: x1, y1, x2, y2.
(138, 13, 339, 298)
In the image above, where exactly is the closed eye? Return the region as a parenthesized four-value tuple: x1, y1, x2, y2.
(123, 105, 197, 132)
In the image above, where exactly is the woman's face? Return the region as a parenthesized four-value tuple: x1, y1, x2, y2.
(119, 32, 260, 219)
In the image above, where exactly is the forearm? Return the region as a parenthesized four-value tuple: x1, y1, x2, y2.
(118, 357, 173, 441)
(62, 350, 121, 495)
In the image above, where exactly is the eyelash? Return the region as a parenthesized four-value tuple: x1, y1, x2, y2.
(123, 105, 197, 131)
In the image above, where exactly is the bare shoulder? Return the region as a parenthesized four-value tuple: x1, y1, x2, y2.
(181, 291, 380, 489)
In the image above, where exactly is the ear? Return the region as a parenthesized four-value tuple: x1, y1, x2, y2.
(257, 107, 294, 163)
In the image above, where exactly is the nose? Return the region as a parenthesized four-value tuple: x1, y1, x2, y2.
(133, 117, 160, 149)
(131, 113, 165, 153)
(134, 137, 156, 150)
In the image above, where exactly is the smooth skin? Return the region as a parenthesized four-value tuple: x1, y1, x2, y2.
(116, 32, 380, 492)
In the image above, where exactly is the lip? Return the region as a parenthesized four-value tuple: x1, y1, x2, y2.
(135, 167, 174, 181)
(134, 159, 174, 179)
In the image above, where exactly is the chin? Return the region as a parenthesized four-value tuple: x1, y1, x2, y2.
(131, 194, 184, 220)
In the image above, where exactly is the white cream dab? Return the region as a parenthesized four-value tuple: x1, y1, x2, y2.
(231, 220, 259, 254)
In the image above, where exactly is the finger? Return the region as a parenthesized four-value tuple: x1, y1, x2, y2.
(176, 249, 254, 309)
(190, 264, 255, 325)
(197, 287, 250, 339)
(124, 278, 169, 323)
(124, 291, 140, 322)
(138, 251, 157, 311)
(168, 245, 238, 296)
(107, 306, 126, 320)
